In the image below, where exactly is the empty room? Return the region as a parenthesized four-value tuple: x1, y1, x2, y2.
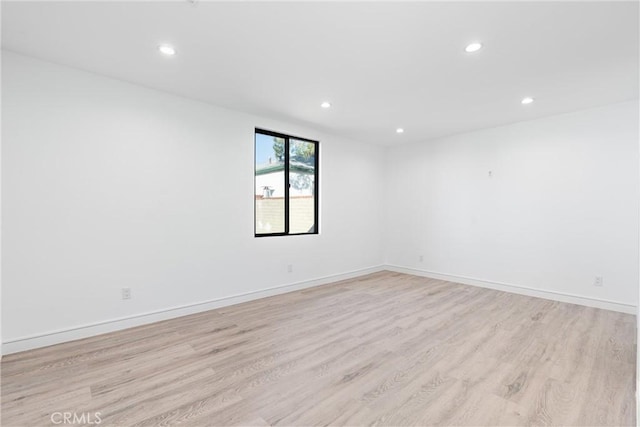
(1, 1, 639, 426)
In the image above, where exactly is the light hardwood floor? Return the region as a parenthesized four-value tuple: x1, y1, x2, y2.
(1, 271, 636, 426)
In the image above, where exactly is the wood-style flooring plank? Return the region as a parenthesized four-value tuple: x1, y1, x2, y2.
(1, 271, 635, 426)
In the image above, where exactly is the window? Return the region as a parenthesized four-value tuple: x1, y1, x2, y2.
(255, 129, 318, 237)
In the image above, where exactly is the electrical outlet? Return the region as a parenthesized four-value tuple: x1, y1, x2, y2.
(594, 276, 603, 287)
(419, 255, 424, 262)
(122, 288, 131, 300)
(287, 264, 293, 273)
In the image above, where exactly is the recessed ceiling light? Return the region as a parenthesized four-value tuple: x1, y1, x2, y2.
(521, 97, 534, 105)
(158, 44, 176, 56)
(321, 101, 331, 109)
(465, 42, 483, 53)
(396, 128, 404, 134)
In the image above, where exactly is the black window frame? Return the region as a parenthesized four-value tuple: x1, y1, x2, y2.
(254, 128, 319, 237)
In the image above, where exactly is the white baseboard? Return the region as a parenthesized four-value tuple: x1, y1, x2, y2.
(4, 264, 634, 355)
(2, 265, 385, 355)
(385, 264, 637, 314)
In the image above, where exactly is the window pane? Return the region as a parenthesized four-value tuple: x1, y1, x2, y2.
(255, 133, 285, 234)
(289, 139, 316, 234)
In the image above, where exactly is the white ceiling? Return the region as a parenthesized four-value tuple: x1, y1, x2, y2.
(2, 1, 638, 146)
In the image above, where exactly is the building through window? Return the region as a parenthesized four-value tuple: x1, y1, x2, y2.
(254, 129, 319, 236)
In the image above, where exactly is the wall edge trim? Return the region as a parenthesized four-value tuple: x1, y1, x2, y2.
(2, 265, 385, 355)
(385, 264, 636, 314)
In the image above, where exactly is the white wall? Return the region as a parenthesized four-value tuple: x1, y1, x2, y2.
(1, 51, 385, 351)
(0, 44, 3, 358)
(3, 49, 638, 355)
(385, 101, 639, 310)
